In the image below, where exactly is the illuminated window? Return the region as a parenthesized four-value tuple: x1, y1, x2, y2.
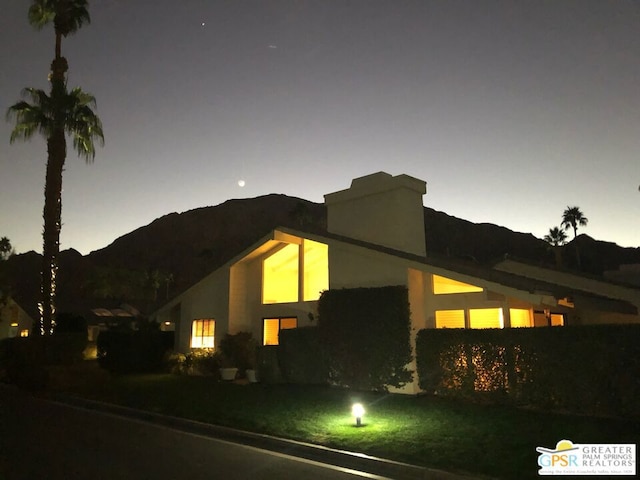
(20, 329, 29, 337)
(533, 311, 565, 327)
(433, 274, 483, 294)
(435, 310, 465, 328)
(469, 308, 503, 329)
(263, 317, 297, 345)
(303, 240, 328, 301)
(509, 308, 532, 328)
(191, 319, 215, 348)
(263, 244, 299, 304)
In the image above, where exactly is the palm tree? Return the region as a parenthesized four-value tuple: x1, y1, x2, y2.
(28, 0, 91, 81)
(561, 206, 588, 239)
(543, 226, 567, 268)
(544, 227, 567, 247)
(6, 83, 103, 335)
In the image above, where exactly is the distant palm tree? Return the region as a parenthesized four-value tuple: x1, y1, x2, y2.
(561, 206, 588, 239)
(544, 227, 567, 246)
(7, 83, 103, 335)
(28, 0, 90, 81)
(543, 226, 567, 268)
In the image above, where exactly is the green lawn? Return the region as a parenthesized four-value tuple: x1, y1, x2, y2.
(50, 367, 639, 480)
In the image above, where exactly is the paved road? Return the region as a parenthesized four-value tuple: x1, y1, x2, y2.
(0, 386, 388, 480)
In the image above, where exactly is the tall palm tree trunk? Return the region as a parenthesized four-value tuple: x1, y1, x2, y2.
(41, 128, 66, 335)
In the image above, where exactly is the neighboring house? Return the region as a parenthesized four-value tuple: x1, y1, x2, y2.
(0, 296, 33, 340)
(153, 172, 639, 393)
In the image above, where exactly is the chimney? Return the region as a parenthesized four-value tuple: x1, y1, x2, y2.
(324, 172, 427, 256)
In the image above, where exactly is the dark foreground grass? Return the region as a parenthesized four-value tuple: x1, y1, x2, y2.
(50, 367, 639, 479)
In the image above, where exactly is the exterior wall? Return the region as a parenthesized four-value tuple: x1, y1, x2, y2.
(0, 298, 32, 339)
(325, 172, 427, 256)
(329, 242, 410, 289)
(169, 268, 230, 353)
(494, 259, 640, 324)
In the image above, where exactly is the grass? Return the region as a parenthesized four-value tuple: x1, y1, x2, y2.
(49, 365, 640, 479)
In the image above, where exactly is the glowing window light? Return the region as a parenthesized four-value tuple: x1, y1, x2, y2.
(352, 403, 365, 427)
(191, 319, 215, 348)
(262, 244, 299, 304)
(469, 308, 503, 329)
(303, 239, 328, 301)
(435, 310, 465, 328)
(432, 274, 482, 295)
(509, 308, 532, 328)
(263, 317, 297, 345)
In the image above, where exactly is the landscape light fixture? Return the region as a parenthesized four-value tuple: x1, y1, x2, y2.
(352, 403, 365, 427)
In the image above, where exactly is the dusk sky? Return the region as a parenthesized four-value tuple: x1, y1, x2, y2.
(2, 0, 639, 256)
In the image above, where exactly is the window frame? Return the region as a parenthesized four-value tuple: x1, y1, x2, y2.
(262, 316, 298, 346)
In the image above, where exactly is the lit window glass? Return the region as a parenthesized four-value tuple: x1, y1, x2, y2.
(263, 317, 297, 345)
(469, 308, 503, 329)
(263, 244, 299, 304)
(435, 310, 465, 328)
(509, 308, 532, 328)
(433, 274, 482, 294)
(303, 240, 328, 301)
(191, 319, 215, 348)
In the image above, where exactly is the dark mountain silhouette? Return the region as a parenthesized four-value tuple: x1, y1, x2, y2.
(3, 194, 640, 316)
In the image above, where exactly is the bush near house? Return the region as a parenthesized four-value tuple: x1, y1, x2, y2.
(97, 325, 174, 374)
(318, 285, 413, 391)
(416, 325, 640, 419)
(278, 327, 328, 384)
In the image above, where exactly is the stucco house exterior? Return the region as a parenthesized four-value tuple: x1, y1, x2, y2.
(0, 296, 33, 340)
(153, 172, 639, 393)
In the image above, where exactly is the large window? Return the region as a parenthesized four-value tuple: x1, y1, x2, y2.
(263, 317, 297, 345)
(509, 308, 532, 328)
(303, 240, 328, 301)
(435, 310, 465, 328)
(191, 319, 215, 348)
(263, 244, 299, 304)
(433, 274, 483, 294)
(262, 239, 328, 304)
(469, 308, 503, 329)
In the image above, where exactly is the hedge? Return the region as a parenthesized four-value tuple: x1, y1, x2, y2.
(416, 325, 640, 418)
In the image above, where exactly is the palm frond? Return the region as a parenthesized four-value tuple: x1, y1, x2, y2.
(27, 0, 91, 36)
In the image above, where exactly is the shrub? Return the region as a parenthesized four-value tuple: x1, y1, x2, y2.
(97, 328, 172, 374)
(219, 332, 256, 376)
(279, 327, 328, 385)
(318, 285, 413, 391)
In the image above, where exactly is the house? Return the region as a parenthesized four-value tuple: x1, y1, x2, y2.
(0, 296, 33, 340)
(153, 172, 639, 393)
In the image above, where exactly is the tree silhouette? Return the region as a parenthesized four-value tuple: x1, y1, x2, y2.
(561, 206, 588, 239)
(6, 1, 100, 335)
(7, 84, 103, 335)
(543, 227, 568, 247)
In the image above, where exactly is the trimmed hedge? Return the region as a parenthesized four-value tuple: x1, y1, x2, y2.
(416, 325, 640, 418)
(318, 285, 413, 391)
(279, 327, 328, 385)
(97, 329, 174, 373)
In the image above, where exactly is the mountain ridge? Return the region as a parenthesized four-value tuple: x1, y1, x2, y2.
(4, 194, 639, 317)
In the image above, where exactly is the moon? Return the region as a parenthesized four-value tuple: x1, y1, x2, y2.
(238, 179, 246, 187)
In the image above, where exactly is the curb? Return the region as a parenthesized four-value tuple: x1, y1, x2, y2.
(50, 393, 482, 480)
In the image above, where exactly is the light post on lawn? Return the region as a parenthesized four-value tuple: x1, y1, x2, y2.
(352, 403, 365, 427)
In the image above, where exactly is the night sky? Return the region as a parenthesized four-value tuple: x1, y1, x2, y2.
(2, 0, 639, 255)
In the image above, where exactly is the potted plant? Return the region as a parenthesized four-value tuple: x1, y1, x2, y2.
(219, 332, 257, 381)
(217, 352, 238, 381)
